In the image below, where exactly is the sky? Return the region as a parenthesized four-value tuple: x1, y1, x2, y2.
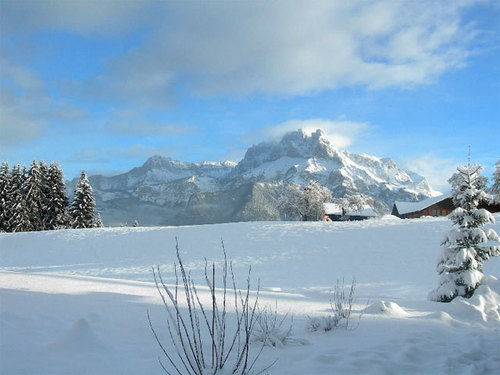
(0, 0, 499, 192)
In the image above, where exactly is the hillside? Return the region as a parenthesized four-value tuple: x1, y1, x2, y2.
(68, 129, 439, 226)
(1, 216, 499, 374)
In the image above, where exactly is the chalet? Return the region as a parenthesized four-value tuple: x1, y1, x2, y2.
(392, 195, 500, 219)
(324, 203, 377, 221)
(392, 195, 453, 219)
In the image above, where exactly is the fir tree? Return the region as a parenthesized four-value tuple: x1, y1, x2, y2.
(0, 162, 11, 232)
(70, 171, 96, 228)
(45, 162, 69, 229)
(23, 160, 44, 231)
(429, 163, 500, 302)
(94, 213, 104, 228)
(9, 164, 29, 232)
(38, 161, 51, 230)
(491, 160, 500, 202)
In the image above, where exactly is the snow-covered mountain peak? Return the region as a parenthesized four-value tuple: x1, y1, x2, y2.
(71, 128, 440, 225)
(236, 129, 339, 173)
(142, 155, 185, 170)
(279, 128, 338, 158)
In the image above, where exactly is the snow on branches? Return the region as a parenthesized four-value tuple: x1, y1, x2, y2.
(280, 180, 332, 221)
(430, 163, 500, 302)
(0, 161, 102, 232)
(70, 171, 97, 229)
(491, 160, 500, 202)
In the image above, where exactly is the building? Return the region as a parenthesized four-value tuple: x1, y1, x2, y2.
(392, 195, 453, 219)
(392, 194, 500, 219)
(324, 203, 377, 221)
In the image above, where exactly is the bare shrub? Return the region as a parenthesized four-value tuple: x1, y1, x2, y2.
(148, 239, 273, 375)
(307, 278, 359, 332)
(252, 302, 307, 348)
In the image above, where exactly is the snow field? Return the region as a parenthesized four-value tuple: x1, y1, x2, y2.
(1, 215, 500, 374)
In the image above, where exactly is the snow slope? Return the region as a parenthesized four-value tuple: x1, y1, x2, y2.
(1, 216, 500, 374)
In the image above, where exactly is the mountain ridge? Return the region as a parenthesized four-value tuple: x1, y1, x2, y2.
(69, 129, 439, 225)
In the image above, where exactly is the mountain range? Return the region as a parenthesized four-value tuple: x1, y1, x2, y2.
(69, 129, 439, 226)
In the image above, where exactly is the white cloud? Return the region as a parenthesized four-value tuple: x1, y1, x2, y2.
(0, 52, 87, 149)
(74, 0, 484, 105)
(403, 153, 458, 192)
(2, 1, 490, 106)
(261, 118, 370, 149)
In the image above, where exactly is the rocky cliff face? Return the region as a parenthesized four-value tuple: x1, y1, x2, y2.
(68, 129, 439, 226)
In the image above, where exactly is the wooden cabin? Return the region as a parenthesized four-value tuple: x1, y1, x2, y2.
(324, 203, 377, 221)
(392, 195, 500, 219)
(392, 195, 453, 219)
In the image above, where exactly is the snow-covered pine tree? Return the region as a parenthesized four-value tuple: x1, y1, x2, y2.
(23, 160, 44, 231)
(70, 171, 96, 228)
(429, 163, 500, 302)
(8, 164, 29, 232)
(0, 162, 11, 232)
(45, 162, 69, 230)
(491, 160, 500, 202)
(38, 161, 50, 230)
(94, 213, 104, 228)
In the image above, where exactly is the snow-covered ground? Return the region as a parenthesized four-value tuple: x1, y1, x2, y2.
(1, 215, 500, 374)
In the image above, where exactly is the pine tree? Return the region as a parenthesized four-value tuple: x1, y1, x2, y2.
(94, 213, 104, 228)
(491, 160, 500, 202)
(70, 171, 96, 228)
(22, 160, 44, 231)
(429, 163, 500, 302)
(45, 162, 69, 229)
(0, 162, 11, 232)
(8, 164, 29, 232)
(38, 161, 51, 230)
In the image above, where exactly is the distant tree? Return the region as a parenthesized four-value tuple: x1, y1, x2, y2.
(23, 160, 44, 231)
(132, 219, 139, 227)
(94, 213, 104, 228)
(429, 163, 500, 302)
(38, 161, 50, 230)
(70, 171, 96, 229)
(491, 160, 500, 202)
(9, 165, 30, 232)
(336, 194, 365, 219)
(45, 162, 69, 229)
(0, 162, 11, 232)
(302, 180, 332, 221)
(280, 181, 332, 221)
(279, 184, 303, 220)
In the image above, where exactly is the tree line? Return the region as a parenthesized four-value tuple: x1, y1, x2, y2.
(0, 161, 102, 232)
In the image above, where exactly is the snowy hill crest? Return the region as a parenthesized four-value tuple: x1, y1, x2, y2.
(70, 129, 439, 225)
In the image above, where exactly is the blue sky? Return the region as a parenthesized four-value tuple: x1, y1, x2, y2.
(0, 0, 499, 191)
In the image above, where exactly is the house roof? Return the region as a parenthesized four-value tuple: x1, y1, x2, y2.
(324, 203, 377, 217)
(393, 194, 451, 215)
